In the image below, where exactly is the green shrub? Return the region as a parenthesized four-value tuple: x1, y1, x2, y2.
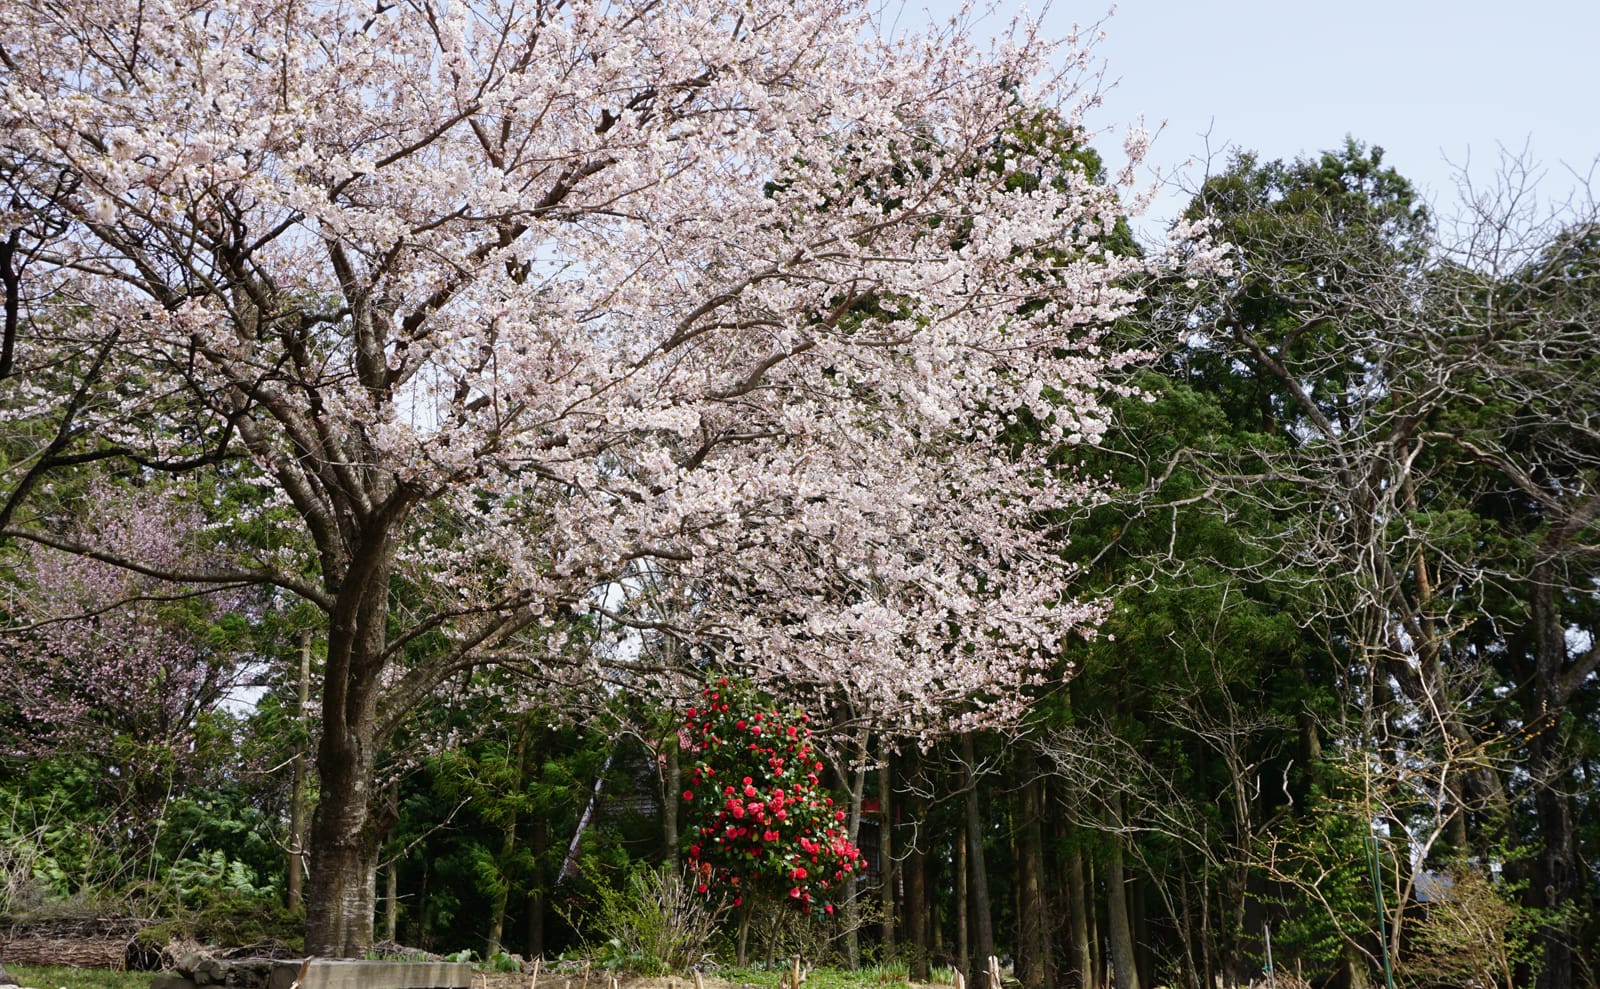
(568, 863, 729, 975)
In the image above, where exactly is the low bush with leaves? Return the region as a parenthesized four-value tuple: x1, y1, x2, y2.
(571, 863, 730, 975)
(1402, 860, 1545, 989)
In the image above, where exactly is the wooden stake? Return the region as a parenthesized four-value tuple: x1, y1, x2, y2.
(954, 970, 965, 989)
(693, 971, 705, 989)
(529, 957, 541, 989)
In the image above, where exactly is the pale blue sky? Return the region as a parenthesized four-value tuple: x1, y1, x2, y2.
(914, 1, 1600, 233)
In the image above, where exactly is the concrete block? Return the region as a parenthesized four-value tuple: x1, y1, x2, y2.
(264, 959, 476, 989)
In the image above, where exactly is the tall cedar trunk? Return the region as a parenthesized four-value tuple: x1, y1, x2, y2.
(1531, 567, 1577, 989)
(304, 544, 397, 957)
(1131, 876, 1150, 989)
(956, 825, 969, 983)
(1068, 843, 1092, 989)
(415, 859, 430, 950)
(879, 737, 896, 956)
(528, 810, 549, 958)
(1106, 803, 1141, 989)
(1088, 856, 1104, 989)
(961, 734, 995, 989)
(1016, 747, 1050, 989)
(905, 747, 930, 981)
(287, 629, 312, 911)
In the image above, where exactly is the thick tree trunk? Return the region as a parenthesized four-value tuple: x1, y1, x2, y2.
(961, 735, 995, 989)
(1015, 747, 1050, 989)
(304, 549, 396, 958)
(305, 786, 381, 958)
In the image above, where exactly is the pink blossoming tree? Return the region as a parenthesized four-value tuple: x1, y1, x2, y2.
(2, 484, 253, 771)
(1, 0, 1200, 953)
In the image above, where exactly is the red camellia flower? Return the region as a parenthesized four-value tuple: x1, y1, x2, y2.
(680, 681, 859, 916)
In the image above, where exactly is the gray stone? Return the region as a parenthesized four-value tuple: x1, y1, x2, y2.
(264, 959, 475, 989)
(150, 976, 201, 989)
(224, 958, 276, 987)
(192, 956, 230, 985)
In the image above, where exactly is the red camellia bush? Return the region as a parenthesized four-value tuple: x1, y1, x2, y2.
(682, 680, 861, 914)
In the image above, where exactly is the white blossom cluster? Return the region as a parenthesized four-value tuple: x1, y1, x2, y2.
(2, 0, 1217, 734)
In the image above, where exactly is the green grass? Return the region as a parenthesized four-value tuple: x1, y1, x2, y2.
(5, 966, 149, 989)
(714, 964, 956, 989)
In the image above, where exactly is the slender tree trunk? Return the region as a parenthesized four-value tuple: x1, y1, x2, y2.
(383, 858, 398, 943)
(1068, 844, 1092, 989)
(931, 845, 946, 960)
(961, 734, 995, 989)
(1016, 747, 1050, 989)
(1131, 873, 1150, 989)
(1105, 798, 1140, 989)
(287, 629, 312, 911)
(905, 747, 930, 980)
(841, 728, 870, 969)
(661, 730, 681, 875)
(528, 811, 549, 959)
(736, 902, 753, 967)
(486, 726, 527, 957)
(956, 827, 969, 984)
(415, 859, 430, 951)
(878, 737, 896, 957)
(1529, 572, 1578, 989)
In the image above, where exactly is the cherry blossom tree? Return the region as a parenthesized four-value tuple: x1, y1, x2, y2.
(0, 0, 1193, 954)
(2, 483, 254, 774)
